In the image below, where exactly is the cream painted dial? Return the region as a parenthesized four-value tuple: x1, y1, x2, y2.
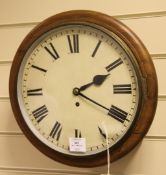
(17, 24, 139, 156)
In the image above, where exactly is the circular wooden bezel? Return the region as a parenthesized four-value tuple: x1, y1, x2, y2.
(9, 10, 158, 167)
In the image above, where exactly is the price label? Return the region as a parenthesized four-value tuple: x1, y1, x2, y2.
(69, 137, 86, 153)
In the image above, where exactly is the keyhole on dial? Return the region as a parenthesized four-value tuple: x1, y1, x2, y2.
(75, 102, 80, 107)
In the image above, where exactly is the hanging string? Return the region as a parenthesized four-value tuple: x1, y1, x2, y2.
(101, 122, 111, 175)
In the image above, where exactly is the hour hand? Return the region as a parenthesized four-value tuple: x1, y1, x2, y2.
(79, 82, 93, 91)
(80, 74, 110, 91)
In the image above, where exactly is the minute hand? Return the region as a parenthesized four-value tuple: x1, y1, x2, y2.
(73, 88, 109, 111)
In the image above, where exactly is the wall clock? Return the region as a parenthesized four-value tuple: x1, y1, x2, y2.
(9, 10, 158, 167)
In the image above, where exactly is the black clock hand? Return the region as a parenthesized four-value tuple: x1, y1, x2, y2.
(80, 74, 110, 91)
(98, 126, 106, 139)
(73, 88, 109, 111)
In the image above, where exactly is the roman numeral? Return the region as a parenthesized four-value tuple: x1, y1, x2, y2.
(32, 105, 48, 123)
(44, 42, 60, 60)
(67, 34, 79, 53)
(91, 40, 102, 57)
(105, 58, 123, 72)
(27, 88, 43, 96)
(108, 105, 128, 123)
(75, 129, 82, 138)
(49, 121, 62, 141)
(113, 84, 132, 94)
(31, 65, 47, 73)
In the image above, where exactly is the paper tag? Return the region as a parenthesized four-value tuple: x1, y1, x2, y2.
(69, 137, 86, 153)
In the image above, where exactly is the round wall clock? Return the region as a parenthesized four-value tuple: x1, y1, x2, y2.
(9, 10, 158, 167)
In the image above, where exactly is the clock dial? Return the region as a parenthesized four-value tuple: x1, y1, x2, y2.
(10, 10, 158, 167)
(17, 24, 139, 155)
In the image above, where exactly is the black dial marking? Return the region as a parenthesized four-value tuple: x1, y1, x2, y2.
(31, 65, 47, 73)
(44, 42, 60, 60)
(91, 40, 102, 57)
(113, 84, 132, 94)
(49, 121, 62, 141)
(75, 129, 82, 138)
(108, 105, 128, 123)
(98, 126, 106, 139)
(27, 88, 43, 96)
(32, 105, 48, 123)
(105, 58, 123, 72)
(67, 34, 79, 53)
